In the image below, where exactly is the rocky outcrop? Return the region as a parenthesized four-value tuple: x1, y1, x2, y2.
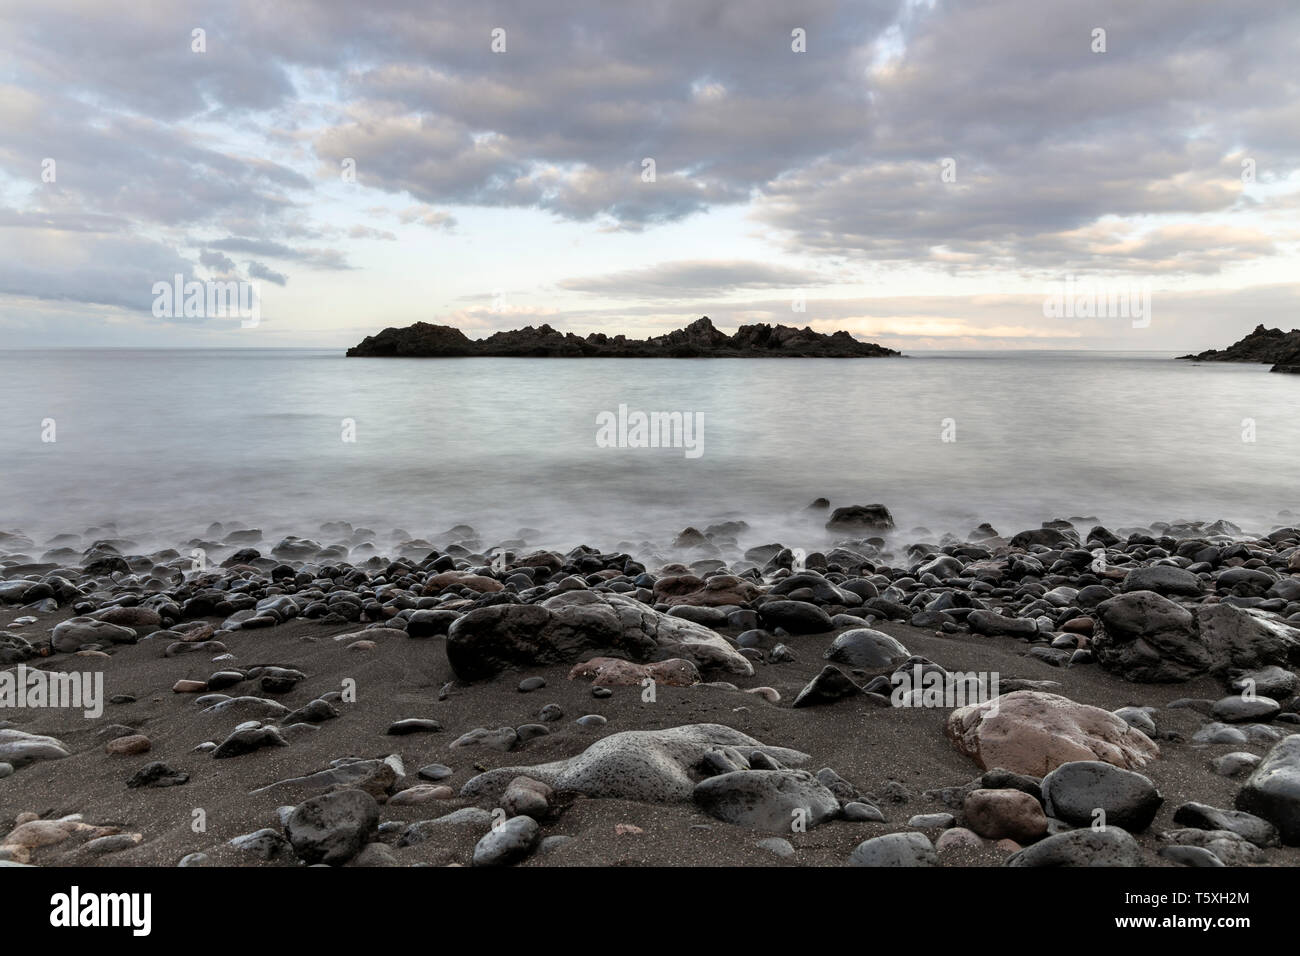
(1178, 324, 1300, 374)
(347, 316, 901, 358)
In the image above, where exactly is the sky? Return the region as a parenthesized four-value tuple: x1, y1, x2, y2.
(0, 0, 1297, 351)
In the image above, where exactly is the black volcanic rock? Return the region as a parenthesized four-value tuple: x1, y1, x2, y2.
(1178, 324, 1300, 374)
(347, 316, 900, 359)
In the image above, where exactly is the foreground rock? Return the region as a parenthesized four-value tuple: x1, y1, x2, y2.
(1235, 735, 1300, 845)
(446, 591, 751, 681)
(460, 724, 809, 803)
(285, 789, 380, 866)
(1041, 761, 1163, 831)
(848, 833, 938, 866)
(1006, 827, 1143, 866)
(946, 691, 1160, 776)
(693, 770, 840, 832)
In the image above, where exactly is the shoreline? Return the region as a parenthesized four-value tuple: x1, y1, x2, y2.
(2, 511, 1299, 867)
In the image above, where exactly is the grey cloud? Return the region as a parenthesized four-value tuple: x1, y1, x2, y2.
(247, 261, 288, 286)
(199, 249, 237, 273)
(560, 260, 833, 298)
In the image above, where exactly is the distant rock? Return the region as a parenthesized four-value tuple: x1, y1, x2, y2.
(347, 316, 901, 359)
(1178, 324, 1300, 374)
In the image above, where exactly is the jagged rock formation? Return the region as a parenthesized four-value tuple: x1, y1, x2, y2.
(1178, 325, 1300, 374)
(346, 316, 901, 358)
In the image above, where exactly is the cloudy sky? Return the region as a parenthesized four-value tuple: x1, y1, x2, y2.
(1, 0, 1296, 350)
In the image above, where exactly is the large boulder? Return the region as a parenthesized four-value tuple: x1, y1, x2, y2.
(1092, 591, 1207, 681)
(50, 617, 138, 654)
(1235, 734, 1300, 845)
(962, 788, 1049, 842)
(1197, 604, 1300, 672)
(1041, 760, 1163, 831)
(757, 600, 833, 634)
(654, 574, 761, 607)
(446, 591, 751, 680)
(1005, 827, 1142, 866)
(848, 832, 938, 866)
(459, 724, 808, 803)
(693, 770, 840, 832)
(824, 629, 909, 672)
(945, 691, 1159, 777)
(1120, 565, 1205, 596)
(284, 789, 380, 866)
(825, 505, 894, 533)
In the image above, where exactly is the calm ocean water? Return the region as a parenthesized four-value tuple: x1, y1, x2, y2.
(0, 349, 1296, 552)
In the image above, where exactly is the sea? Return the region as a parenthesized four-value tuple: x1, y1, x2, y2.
(1, 348, 1296, 553)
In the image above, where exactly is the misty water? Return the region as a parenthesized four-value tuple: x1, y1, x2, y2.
(1, 349, 1296, 553)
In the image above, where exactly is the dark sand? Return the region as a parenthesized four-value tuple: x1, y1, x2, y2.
(2, 602, 1292, 867)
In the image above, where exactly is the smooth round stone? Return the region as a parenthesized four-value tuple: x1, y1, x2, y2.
(518, 677, 546, 693)
(104, 734, 151, 756)
(539, 704, 564, 722)
(205, 671, 245, 690)
(592, 686, 613, 699)
(1041, 761, 1162, 831)
(388, 785, 454, 806)
(540, 835, 572, 854)
(849, 832, 938, 867)
(417, 763, 453, 781)
(575, 714, 607, 728)
(1211, 695, 1281, 723)
(907, 812, 955, 829)
(386, 718, 443, 735)
(0, 763, 12, 779)
(756, 837, 795, 859)
(472, 815, 540, 867)
(515, 723, 550, 742)
(935, 827, 984, 852)
(177, 852, 211, 867)
(1210, 752, 1261, 777)
(841, 802, 885, 823)
(824, 628, 910, 671)
(1158, 845, 1225, 867)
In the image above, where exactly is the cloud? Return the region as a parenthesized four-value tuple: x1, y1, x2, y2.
(247, 261, 288, 285)
(560, 260, 833, 298)
(0, 0, 1297, 344)
(199, 248, 237, 273)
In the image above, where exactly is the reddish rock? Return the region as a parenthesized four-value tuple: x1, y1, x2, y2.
(946, 691, 1160, 777)
(962, 788, 1049, 842)
(567, 657, 699, 687)
(173, 679, 206, 693)
(655, 573, 760, 607)
(935, 827, 984, 853)
(104, 734, 151, 756)
(424, 571, 503, 594)
(1062, 617, 1094, 635)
